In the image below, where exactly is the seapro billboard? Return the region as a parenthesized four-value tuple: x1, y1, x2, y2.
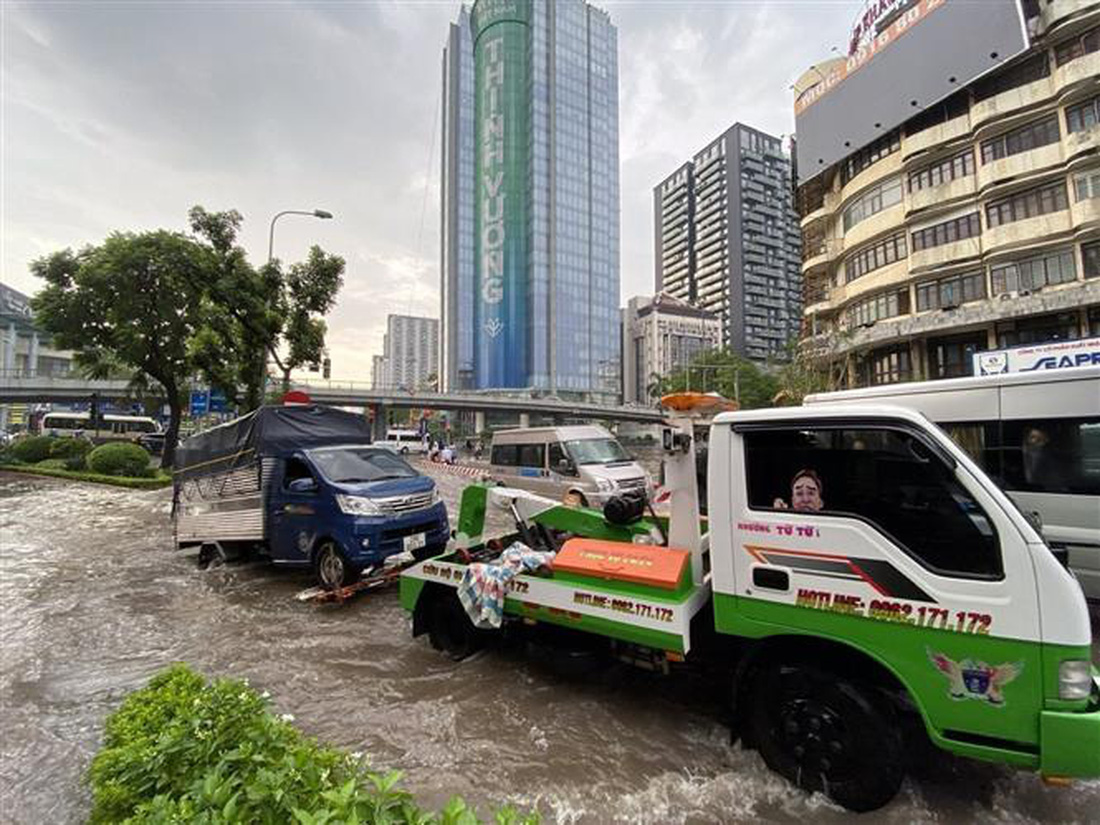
(973, 337, 1100, 376)
(472, 0, 529, 388)
(794, 0, 1029, 182)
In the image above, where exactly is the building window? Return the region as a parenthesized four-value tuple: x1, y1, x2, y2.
(865, 345, 912, 386)
(911, 212, 981, 251)
(1083, 241, 1100, 279)
(928, 332, 986, 380)
(1066, 95, 1100, 134)
(916, 271, 986, 311)
(908, 150, 975, 193)
(1054, 26, 1100, 67)
(985, 181, 1069, 228)
(990, 248, 1077, 294)
(995, 312, 1080, 349)
(1075, 169, 1100, 201)
(840, 130, 901, 186)
(845, 232, 908, 282)
(844, 288, 910, 328)
(980, 115, 1060, 164)
(842, 177, 903, 231)
(973, 52, 1049, 102)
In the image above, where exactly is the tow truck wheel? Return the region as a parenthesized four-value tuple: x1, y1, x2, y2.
(749, 664, 904, 812)
(314, 541, 361, 590)
(427, 594, 481, 660)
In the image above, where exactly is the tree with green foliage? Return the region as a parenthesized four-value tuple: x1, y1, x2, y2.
(188, 207, 345, 408)
(771, 337, 844, 406)
(660, 349, 780, 409)
(31, 232, 209, 468)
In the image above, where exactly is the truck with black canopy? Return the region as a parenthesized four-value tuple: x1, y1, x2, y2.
(174, 404, 449, 588)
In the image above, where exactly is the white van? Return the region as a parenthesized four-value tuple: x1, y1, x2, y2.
(489, 425, 651, 507)
(41, 412, 160, 442)
(383, 428, 427, 455)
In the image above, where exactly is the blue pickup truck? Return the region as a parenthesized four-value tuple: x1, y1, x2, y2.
(174, 404, 449, 588)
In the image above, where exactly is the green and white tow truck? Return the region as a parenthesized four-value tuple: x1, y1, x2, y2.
(400, 400, 1100, 811)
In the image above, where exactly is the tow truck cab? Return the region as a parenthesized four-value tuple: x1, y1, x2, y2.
(708, 406, 1099, 793)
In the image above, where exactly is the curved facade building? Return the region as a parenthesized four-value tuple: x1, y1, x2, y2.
(442, 0, 621, 403)
(796, 0, 1100, 387)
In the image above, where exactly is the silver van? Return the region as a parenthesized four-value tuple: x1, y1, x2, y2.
(489, 425, 651, 507)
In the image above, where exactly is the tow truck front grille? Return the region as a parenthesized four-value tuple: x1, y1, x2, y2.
(373, 491, 434, 514)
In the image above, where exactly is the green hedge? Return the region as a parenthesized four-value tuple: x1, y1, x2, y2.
(49, 437, 94, 460)
(0, 464, 172, 489)
(87, 442, 153, 477)
(10, 435, 54, 464)
(88, 664, 535, 824)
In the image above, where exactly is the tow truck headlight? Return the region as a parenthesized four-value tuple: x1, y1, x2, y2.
(1058, 660, 1093, 700)
(335, 494, 382, 516)
(596, 478, 615, 492)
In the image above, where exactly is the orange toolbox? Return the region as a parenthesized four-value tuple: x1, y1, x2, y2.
(554, 538, 689, 590)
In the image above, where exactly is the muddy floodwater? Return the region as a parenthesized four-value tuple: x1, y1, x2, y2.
(1, 468, 1098, 824)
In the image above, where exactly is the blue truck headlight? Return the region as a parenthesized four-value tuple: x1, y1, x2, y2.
(430, 486, 442, 506)
(1059, 660, 1093, 700)
(336, 494, 383, 516)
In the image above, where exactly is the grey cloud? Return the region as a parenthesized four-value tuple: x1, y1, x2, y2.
(4, 0, 858, 382)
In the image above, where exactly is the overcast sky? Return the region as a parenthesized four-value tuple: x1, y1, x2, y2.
(2, 0, 860, 382)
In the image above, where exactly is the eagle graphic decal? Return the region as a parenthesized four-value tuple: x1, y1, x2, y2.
(927, 648, 1023, 706)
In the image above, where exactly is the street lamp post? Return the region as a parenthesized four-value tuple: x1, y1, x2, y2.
(267, 208, 333, 263)
(264, 209, 334, 395)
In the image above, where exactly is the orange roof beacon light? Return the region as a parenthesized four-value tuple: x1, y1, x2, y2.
(659, 392, 739, 415)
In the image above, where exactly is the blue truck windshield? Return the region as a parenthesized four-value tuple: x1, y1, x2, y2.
(309, 447, 417, 483)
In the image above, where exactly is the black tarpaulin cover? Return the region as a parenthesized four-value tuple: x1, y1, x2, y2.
(174, 405, 373, 478)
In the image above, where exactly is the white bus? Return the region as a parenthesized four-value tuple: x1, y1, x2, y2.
(806, 367, 1100, 600)
(41, 412, 161, 443)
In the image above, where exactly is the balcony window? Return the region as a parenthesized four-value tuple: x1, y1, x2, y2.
(1066, 95, 1100, 134)
(990, 248, 1076, 294)
(840, 130, 901, 186)
(972, 52, 1049, 102)
(1054, 26, 1100, 67)
(844, 288, 909, 329)
(908, 149, 975, 192)
(980, 114, 1060, 164)
(904, 89, 969, 137)
(996, 312, 1080, 349)
(928, 332, 986, 380)
(1075, 170, 1100, 201)
(861, 345, 911, 387)
(916, 271, 986, 311)
(842, 177, 903, 231)
(911, 212, 981, 251)
(1084, 241, 1100, 279)
(845, 232, 908, 282)
(985, 181, 1068, 227)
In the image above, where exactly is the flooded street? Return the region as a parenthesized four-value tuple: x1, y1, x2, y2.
(1, 468, 1097, 824)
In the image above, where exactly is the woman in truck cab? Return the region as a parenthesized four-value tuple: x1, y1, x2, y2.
(773, 468, 824, 512)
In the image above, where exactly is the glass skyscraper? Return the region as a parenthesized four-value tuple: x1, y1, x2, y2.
(441, 0, 620, 403)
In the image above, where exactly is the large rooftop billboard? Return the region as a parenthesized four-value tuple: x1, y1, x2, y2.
(795, 0, 1031, 183)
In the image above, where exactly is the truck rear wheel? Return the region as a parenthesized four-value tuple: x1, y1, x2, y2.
(427, 593, 481, 660)
(748, 664, 904, 812)
(314, 541, 361, 590)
